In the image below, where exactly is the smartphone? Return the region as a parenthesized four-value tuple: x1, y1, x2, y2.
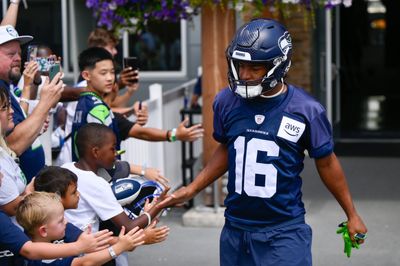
(48, 63, 60, 81)
(26, 45, 38, 62)
(123, 57, 139, 70)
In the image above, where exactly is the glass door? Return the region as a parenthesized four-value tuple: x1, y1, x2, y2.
(334, 0, 400, 139)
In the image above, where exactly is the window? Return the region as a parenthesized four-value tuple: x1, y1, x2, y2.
(122, 20, 187, 79)
(2, 0, 187, 82)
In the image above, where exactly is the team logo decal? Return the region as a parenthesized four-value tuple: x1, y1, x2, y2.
(277, 116, 305, 143)
(6, 26, 18, 37)
(254, 115, 265, 125)
(278, 31, 292, 56)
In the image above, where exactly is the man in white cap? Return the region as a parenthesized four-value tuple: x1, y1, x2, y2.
(0, 25, 64, 182)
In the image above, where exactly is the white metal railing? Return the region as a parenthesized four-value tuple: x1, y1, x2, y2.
(120, 79, 202, 190)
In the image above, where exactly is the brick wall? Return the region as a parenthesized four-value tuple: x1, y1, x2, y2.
(283, 12, 313, 92)
(242, 5, 313, 92)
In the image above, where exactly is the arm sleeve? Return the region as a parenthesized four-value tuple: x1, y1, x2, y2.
(114, 112, 135, 141)
(306, 111, 334, 158)
(212, 94, 228, 144)
(0, 164, 20, 206)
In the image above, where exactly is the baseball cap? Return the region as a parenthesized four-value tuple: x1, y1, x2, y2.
(0, 25, 33, 45)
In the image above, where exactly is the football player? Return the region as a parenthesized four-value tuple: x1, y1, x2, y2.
(162, 18, 367, 266)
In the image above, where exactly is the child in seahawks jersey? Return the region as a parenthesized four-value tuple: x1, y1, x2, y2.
(16, 191, 144, 266)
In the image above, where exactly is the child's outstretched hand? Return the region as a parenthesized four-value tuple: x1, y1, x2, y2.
(78, 224, 114, 253)
(175, 117, 204, 142)
(143, 168, 169, 189)
(116, 226, 145, 252)
(143, 197, 157, 213)
(142, 220, 170, 245)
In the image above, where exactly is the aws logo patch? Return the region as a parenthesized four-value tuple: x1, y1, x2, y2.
(277, 116, 305, 143)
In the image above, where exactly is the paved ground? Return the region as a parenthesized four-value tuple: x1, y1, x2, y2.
(128, 156, 400, 266)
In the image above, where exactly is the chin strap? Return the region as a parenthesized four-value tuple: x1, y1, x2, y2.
(260, 82, 285, 99)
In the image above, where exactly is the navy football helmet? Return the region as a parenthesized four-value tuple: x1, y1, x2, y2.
(123, 179, 164, 218)
(226, 18, 292, 98)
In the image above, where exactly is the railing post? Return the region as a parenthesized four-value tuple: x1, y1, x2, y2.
(149, 83, 165, 175)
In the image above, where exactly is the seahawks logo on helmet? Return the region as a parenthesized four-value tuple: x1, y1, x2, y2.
(278, 31, 292, 56)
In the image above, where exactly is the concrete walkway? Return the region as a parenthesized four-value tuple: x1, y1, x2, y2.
(128, 156, 400, 266)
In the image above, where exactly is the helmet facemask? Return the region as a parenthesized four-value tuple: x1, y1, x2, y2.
(227, 55, 291, 99)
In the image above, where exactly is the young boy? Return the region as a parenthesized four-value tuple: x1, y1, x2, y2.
(16, 191, 145, 266)
(69, 47, 161, 183)
(34, 166, 80, 211)
(70, 47, 119, 162)
(62, 123, 169, 242)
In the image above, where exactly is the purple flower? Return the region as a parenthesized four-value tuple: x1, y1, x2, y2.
(86, 0, 352, 35)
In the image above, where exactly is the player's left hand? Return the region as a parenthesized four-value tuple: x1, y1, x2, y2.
(176, 117, 204, 142)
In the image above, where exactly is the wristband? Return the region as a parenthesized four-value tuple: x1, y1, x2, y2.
(140, 163, 146, 176)
(166, 130, 171, 142)
(169, 128, 177, 142)
(142, 211, 151, 226)
(19, 97, 29, 104)
(108, 246, 117, 259)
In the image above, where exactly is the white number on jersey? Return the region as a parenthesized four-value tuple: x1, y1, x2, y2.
(234, 136, 279, 198)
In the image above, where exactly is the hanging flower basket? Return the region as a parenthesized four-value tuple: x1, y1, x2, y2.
(86, 0, 352, 36)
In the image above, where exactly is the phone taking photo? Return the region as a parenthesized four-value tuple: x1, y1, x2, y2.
(27, 45, 38, 62)
(123, 57, 139, 83)
(48, 63, 61, 82)
(123, 57, 139, 70)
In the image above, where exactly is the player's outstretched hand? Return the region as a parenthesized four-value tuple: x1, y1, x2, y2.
(158, 186, 192, 209)
(176, 117, 204, 142)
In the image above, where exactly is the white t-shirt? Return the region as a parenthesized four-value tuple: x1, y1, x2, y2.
(56, 80, 87, 166)
(62, 162, 123, 233)
(0, 147, 27, 206)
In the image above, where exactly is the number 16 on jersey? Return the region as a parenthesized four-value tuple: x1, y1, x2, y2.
(234, 136, 279, 199)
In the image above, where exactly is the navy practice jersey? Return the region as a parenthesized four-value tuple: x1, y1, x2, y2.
(213, 85, 334, 228)
(71, 91, 121, 161)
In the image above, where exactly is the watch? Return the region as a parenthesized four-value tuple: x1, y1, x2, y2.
(108, 246, 117, 259)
